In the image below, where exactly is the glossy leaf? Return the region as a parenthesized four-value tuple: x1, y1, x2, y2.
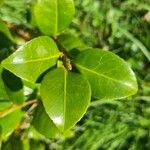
(2, 36, 61, 83)
(75, 49, 138, 100)
(2, 69, 24, 104)
(32, 103, 59, 138)
(40, 67, 91, 132)
(0, 68, 12, 111)
(0, 67, 8, 101)
(58, 33, 87, 51)
(0, 19, 13, 41)
(0, 109, 23, 140)
(34, 0, 75, 36)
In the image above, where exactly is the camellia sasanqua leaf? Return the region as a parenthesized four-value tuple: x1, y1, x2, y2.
(32, 103, 59, 138)
(1, 36, 61, 83)
(40, 67, 91, 132)
(0, 101, 12, 112)
(58, 33, 87, 51)
(75, 49, 138, 100)
(0, 109, 23, 140)
(0, 67, 12, 111)
(0, 19, 13, 41)
(2, 69, 24, 104)
(34, 0, 75, 36)
(0, 67, 8, 101)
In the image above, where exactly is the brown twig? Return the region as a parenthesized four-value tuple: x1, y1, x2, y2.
(7, 23, 32, 41)
(53, 37, 73, 70)
(0, 99, 38, 118)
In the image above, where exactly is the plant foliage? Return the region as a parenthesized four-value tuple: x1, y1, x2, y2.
(0, 0, 144, 149)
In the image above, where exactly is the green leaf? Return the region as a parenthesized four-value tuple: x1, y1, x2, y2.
(40, 67, 91, 132)
(2, 36, 61, 83)
(0, 67, 23, 109)
(0, 68, 11, 111)
(58, 33, 89, 58)
(0, 109, 23, 140)
(2, 69, 24, 104)
(75, 49, 138, 100)
(32, 103, 59, 138)
(0, 49, 9, 63)
(58, 33, 86, 51)
(0, 102, 12, 112)
(0, 0, 5, 7)
(0, 19, 13, 41)
(34, 0, 75, 36)
(0, 67, 8, 101)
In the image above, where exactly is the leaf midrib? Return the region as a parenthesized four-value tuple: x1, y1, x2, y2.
(3, 53, 61, 65)
(76, 64, 132, 88)
(63, 69, 67, 130)
(55, 0, 58, 34)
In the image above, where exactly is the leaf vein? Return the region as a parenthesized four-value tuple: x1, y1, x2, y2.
(5, 54, 60, 65)
(76, 64, 131, 87)
(64, 69, 67, 130)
